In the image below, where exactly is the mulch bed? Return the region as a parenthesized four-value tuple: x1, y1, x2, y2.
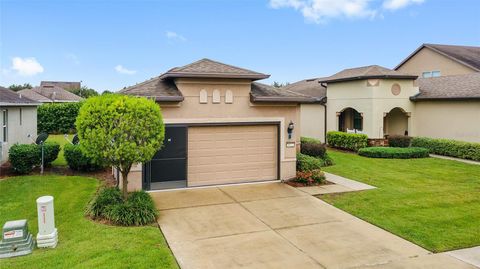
(284, 179, 333, 188)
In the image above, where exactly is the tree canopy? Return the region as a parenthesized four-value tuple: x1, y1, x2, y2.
(9, 83, 32, 91)
(70, 86, 99, 98)
(76, 94, 165, 197)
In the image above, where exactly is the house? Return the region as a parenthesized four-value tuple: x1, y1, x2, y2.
(119, 58, 318, 191)
(292, 44, 480, 143)
(18, 81, 83, 103)
(0, 86, 40, 164)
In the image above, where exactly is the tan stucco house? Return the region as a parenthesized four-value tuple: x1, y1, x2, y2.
(120, 58, 318, 191)
(0, 86, 40, 164)
(293, 43, 480, 143)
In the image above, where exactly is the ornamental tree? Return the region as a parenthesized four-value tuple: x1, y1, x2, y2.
(76, 94, 165, 198)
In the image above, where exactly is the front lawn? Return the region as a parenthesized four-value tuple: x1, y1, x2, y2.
(322, 150, 480, 253)
(46, 134, 70, 166)
(0, 175, 178, 269)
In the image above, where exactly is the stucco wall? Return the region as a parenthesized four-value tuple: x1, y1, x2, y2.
(125, 78, 300, 191)
(326, 79, 418, 138)
(0, 106, 38, 163)
(414, 100, 480, 143)
(299, 104, 325, 142)
(396, 47, 476, 77)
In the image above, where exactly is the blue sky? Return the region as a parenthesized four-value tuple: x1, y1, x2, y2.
(1, 0, 479, 92)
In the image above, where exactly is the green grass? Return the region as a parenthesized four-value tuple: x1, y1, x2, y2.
(46, 134, 70, 166)
(321, 150, 480, 252)
(0, 175, 178, 269)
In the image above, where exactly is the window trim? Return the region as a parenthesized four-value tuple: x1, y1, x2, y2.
(2, 109, 8, 143)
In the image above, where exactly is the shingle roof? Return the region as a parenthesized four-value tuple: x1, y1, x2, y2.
(0, 86, 40, 106)
(395, 44, 480, 71)
(282, 78, 327, 100)
(159, 58, 270, 80)
(411, 73, 480, 101)
(17, 89, 52, 102)
(118, 77, 184, 102)
(319, 65, 417, 83)
(33, 86, 83, 102)
(40, 81, 81, 90)
(250, 82, 321, 103)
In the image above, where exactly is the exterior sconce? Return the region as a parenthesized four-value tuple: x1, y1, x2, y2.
(287, 121, 295, 139)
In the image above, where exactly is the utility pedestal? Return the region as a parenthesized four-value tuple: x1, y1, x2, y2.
(0, 219, 35, 258)
(36, 196, 58, 248)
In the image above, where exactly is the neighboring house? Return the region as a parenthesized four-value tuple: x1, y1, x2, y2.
(40, 81, 81, 90)
(290, 43, 480, 143)
(0, 86, 40, 164)
(18, 84, 83, 103)
(119, 58, 318, 191)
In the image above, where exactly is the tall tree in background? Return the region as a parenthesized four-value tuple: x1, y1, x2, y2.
(70, 86, 99, 98)
(272, 81, 290, 88)
(9, 83, 32, 91)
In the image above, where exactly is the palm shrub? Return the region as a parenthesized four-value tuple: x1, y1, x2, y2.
(326, 131, 368, 151)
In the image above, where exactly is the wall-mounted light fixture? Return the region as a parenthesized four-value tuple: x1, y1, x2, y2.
(287, 121, 295, 140)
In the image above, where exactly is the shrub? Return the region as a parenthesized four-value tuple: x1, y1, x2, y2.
(9, 144, 40, 174)
(301, 140, 327, 158)
(411, 137, 480, 161)
(85, 187, 123, 219)
(64, 144, 104, 171)
(300, 137, 322, 145)
(358, 147, 429, 159)
(327, 131, 368, 151)
(297, 153, 324, 171)
(38, 102, 83, 134)
(86, 188, 158, 226)
(388, 135, 412, 148)
(42, 141, 60, 166)
(294, 169, 325, 186)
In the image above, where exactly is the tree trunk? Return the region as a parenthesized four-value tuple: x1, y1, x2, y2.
(121, 170, 129, 199)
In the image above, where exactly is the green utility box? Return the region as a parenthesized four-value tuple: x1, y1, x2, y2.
(0, 219, 35, 258)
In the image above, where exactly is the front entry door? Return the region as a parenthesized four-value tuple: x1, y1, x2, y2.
(144, 125, 187, 190)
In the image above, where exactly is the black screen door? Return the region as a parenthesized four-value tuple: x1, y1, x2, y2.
(144, 125, 187, 190)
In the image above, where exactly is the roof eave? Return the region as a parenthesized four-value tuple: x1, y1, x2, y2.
(410, 96, 480, 101)
(250, 94, 323, 104)
(160, 72, 270, 81)
(0, 102, 41, 106)
(319, 75, 418, 84)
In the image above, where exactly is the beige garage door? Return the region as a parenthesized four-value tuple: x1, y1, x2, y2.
(188, 125, 278, 187)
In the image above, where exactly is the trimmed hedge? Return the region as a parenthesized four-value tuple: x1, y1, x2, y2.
(300, 137, 326, 158)
(388, 135, 412, 148)
(64, 144, 104, 171)
(411, 137, 480, 161)
(326, 131, 368, 151)
(86, 187, 158, 226)
(9, 144, 40, 174)
(38, 102, 83, 134)
(297, 153, 324, 171)
(8, 142, 60, 174)
(300, 137, 322, 145)
(358, 147, 429, 159)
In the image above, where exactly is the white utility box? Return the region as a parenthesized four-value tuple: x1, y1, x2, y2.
(36, 196, 58, 248)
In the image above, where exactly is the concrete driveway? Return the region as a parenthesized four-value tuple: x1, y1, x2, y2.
(151, 183, 475, 269)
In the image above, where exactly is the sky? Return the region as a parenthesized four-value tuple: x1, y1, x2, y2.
(1, 0, 479, 92)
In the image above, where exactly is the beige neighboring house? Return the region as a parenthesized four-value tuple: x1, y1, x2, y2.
(0, 87, 40, 164)
(18, 81, 83, 103)
(291, 43, 480, 143)
(119, 58, 318, 191)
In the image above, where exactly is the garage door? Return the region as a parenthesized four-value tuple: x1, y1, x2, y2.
(188, 125, 278, 187)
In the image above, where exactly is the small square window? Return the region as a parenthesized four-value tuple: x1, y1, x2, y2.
(422, 71, 432, 78)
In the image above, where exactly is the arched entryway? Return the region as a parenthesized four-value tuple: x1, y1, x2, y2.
(338, 107, 363, 132)
(383, 107, 409, 136)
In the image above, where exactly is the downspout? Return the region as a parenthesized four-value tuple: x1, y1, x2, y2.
(320, 82, 328, 143)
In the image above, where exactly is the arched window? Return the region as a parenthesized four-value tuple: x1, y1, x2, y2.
(338, 107, 363, 132)
(212, 90, 221, 104)
(199, 89, 208, 104)
(225, 90, 233, 104)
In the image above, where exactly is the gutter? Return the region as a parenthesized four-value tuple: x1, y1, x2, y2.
(320, 82, 328, 143)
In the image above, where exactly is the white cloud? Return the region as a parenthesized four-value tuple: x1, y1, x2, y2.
(383, 0, 424, 10)
(270, 0, 425, 23)
(11, 57, 44, 76)
(269, 0, 376, 23)
(166, 31, 186, 42)
(115, 65, 137, 75)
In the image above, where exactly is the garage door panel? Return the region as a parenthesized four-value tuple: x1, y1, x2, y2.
(188, 125, 277, 187)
